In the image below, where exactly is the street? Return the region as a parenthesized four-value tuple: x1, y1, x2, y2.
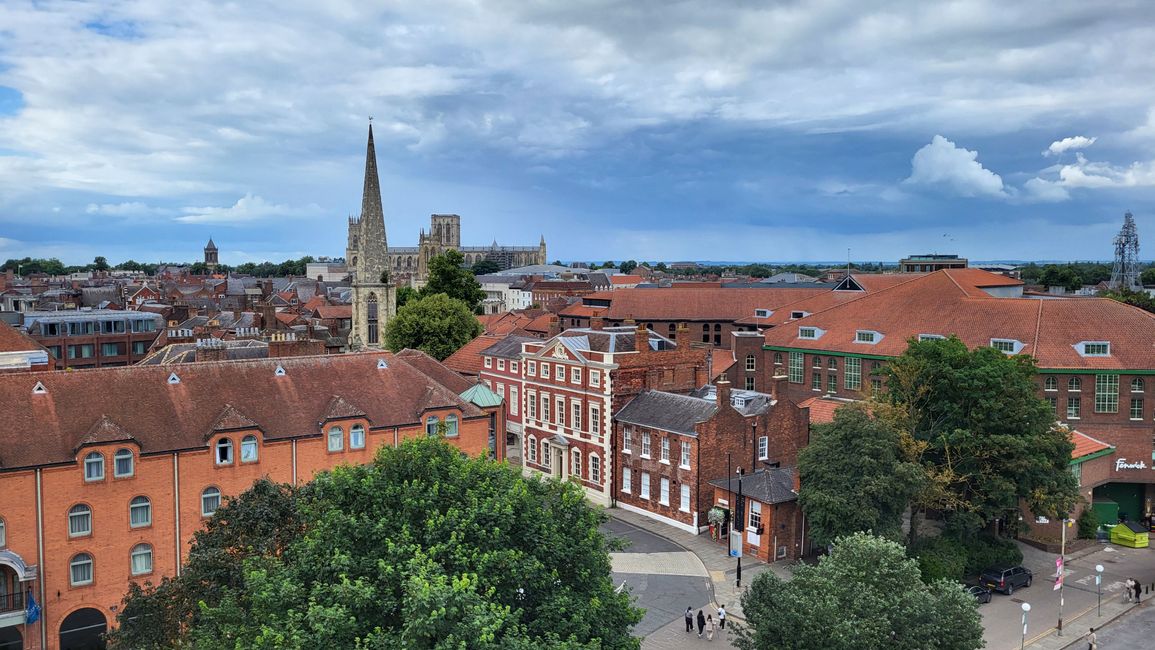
(1091, 600, 1155, 647)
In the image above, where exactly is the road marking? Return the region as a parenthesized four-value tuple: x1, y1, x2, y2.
(611, 551, 710, 577)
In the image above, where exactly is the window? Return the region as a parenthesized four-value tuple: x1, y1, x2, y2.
(622, 467, 632, 493)
(556, 396, 565, 425)
(623, 426, 632, 453)
(0, 517, 4, 548)
(702, 323, 710, 343)
(871, 361, 881, 373)
(216, 438, 233, 464)
(811, 371, 821, 391)
(426, 416, 440, 437)
(541, 440, 551, 467)
(812, 355, 822, 368)
(658, 437, 669, 463)
(84, 452, 104, 482)
(680, 484, 691, 512)
(527, 391, 537, 419)
(844, 357, 861, 390)
(113, 448, 133, 478)
(326, 426, 345, 451)
(131, 543, 153, 575)
(1131, 397, 1144, 420)
(1044, 376, 1058, 391)
(498, 358, 506, 371)
(749, 501, 762, 532)
(445, 414, 459, 438)
(528, 436, 538, 463)
(1067, 396, 1081, 419)
(572, 402, 582, 431)
(1081, 342, 1111, 356)
(745, 377, 755, 390)
(101, 342, 122, 356)
(1095, 374, 1119, 413)
(571, 367, 582, 383)
(590, 405, 601, 436)
(540, 363, 550, 379)
(554, 364, 564, 381)
(1046, 396, 1058, 415)
(680, 441, 690, 468)
(349, 426, 365, 449)
(511, 361, 518, 373)
(827, 375, 837, 393)
(590, 370, 601, 387)
(129, 496, 151, 527)
(990, 338, 1019, 354)
(640, 472, 651, 500)
(918, 333, 945, 342)
(1068, 377, 1081, 392)
(788, 352, 803, 383)
(1071, 461, 1082, 485)
(590, 455, 601, 483)
(828, 357, 837, 370)
(790, 311, 809, 319)
(758, 435, 768, 460)
(1133, 377, 1145, 393)
(527, 360, 537, 376)
(774, 352, 782, 365)
(202, 487, 221, 516)
(571, 449, 581, 479)
(659, 477, 670, 505)
(745, 355, 756, 371)
(641, 432, 651, 458)
(855, 331, 876, 343)
(870, 378, 883, 393)
(131, 341, 147, 355)
(485, 357, 493, 368)
(69, 553, 93, 586)
(542, 395, 551, 423)
(509, 385, 519, 416)
(799, 327, 817, 339)
(69, 504, 92, 537)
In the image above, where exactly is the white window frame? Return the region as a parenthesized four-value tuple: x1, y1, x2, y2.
(659, 477, 670, 505)
(68, 504, 92, 537)
(131, 543, 153, 575)
(745, 355, 756, 371)
(571, 449, 581, 479)
(130, 496, 151, 528)
(590, 404, 601, 436)
(571, 367, 582, 384)
(1076, 341, 1111, 357)
(241, 434, 260, 461)
(679, 484, 690, 512)
(680, 440, 690, 468)
(555, 364, 565, 381)
(640, 472, 651, 500)
(990, 338, 1022, 354)
(69, 553, 93, 586)
(527, 360, 536, 376)
(527, 390, 537, 419)
(84, 452, 104, 482)
(216, 438, 234, 464)
(497, 358, 505, 370)
(528, 435, 538, 463)
(758, 435, 768, 460)
(622, 467, 632, 493)
(350, 425, 366, 450)
(590, 370, 601, 387)
(510, 360, 518, 373)
(572, 401, 582, 431)
(201, 487, 221, 516)
(556, 396, 565, 425)
(622, 426, 632, 454)
(484, 357, 492, 368)
(328, 426, 344, 451)
(1044, 376, 1058, 391)
(590, 454, 601, 483)
(660, 437, 670, 463)
(540, 363, 550, 379)
(641, 432, 651, 458)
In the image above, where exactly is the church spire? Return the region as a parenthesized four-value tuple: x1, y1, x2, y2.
(360, 123, 385, 232)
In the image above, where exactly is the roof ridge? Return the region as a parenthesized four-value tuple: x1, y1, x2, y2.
(940, 268, 970, 296)
(1032, 298, 1044, 353)
(786, 272, 933, 322)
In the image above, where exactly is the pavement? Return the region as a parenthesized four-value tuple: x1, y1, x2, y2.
(1077, 599, 1155, 648)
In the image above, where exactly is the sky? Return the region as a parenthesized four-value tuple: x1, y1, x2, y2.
(1, 1, 1154, 266)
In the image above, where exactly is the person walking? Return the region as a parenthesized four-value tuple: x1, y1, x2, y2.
(1134, 577, 1142, 603)
(1087, 626, 1097, 650)
(696, 609, 706, 638)
(717, 604, 727, 630)
(1125, 578, 1134, 603)
(706, 614, 716, 641)
(684, 606, 694, 633)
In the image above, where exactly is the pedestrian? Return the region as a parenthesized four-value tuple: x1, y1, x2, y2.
(697, 609, 706, 638)
(717, 604, 726, 630)
(1134, 577, 1142, 603)
(684, 606, 694, 633)
(1087, 626, 1097, 650)
(1125, 578, 1134, 603)
(706, 614, 716, 641)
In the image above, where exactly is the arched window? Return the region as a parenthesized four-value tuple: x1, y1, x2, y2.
(444, 414, 459, 438)
(701, 323, 709, 343)
(590, 454, 601, 483)
(328, 426, 344, 451)
(114, 448, 134, 478)
(426, 416, 440, 437)
(0, 516, 7, 548)
(69, 553, 93, 586)
(528, 436, 538, 463)
(1044, 376, 1057, 391)
(68, 504, 92, 537)
(828, 357, 837, 370)
(241, 435, 259, 462)
(668, 323, 677, 339)
(813, 355, 822, 368)
(367, 293, 379, 345)
(1132, 377, 1145, 393)
(350, 425, 366, 449)
(572, 449, 581, 479)
(201, 487, 221, 516)
(215, 438, 233, 465)
(130, 543, 153, 575)
(129, 496, 151, 527)
(774, 352, 783, 365)
(1068, 377, 1082, 392)
(83, 452, 104, 482)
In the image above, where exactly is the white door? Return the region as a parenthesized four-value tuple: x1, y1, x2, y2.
(746, 501, 762, 547)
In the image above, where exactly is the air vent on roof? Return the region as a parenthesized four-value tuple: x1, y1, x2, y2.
(377, 358, 388, 369)
(274, 364, 286, 377)
(167, 372, 180, 384)
(32, 381, 47, 395)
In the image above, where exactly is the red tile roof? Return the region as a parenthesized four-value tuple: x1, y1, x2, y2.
(609, 275, 643, 285)
(1070, 429, 1114, 460)
(393, 348, 476, 394)
(0, 321, 47, 354)
(798, 396, 849, 425)
(581, 287, 830, 321)
(315, 305, 352, 320)
(443, 335, 505, 376)
(0, 352, 481, 470)
(711, 349, 735, 377)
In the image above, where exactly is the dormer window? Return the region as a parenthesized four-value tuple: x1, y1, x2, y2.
(790, 311, 809, 320)
(754, 309, 772, 318)
(1076, 341, 1111, 357)
(855, 330, 883, 345)
(731, 396, 746, 408)
(990, 339, 1023, 354)
(798, 326, 825, 340)
(918, 334, 945, 342)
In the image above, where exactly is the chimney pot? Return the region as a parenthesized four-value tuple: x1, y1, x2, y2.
(716, 379, 732, 408)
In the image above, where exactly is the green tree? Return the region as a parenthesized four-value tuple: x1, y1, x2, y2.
(396, 285, 419, 309)
(421, 250, 485, 311)
(115, 260, 143, 272)
(471, 259, 502, 276)
(386, 292, 483, 360)
(733, 532, 982, 650)
(1141, 268, 1155, 287)
(92, 256, 110, 271)
(1101, 288, 1155, 314)
(654, 262, 668, 272)
(618, 260, 638, 274)
(1038, 265, 1082, 291)
(797, 403, 925, 546)
(112, 439, 641, 649)
(884, 336, 1079, 540)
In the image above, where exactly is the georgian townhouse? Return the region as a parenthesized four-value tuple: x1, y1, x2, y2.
(750, 268, 1155, 537)
(476, 336, 538, 461)
(0, 351, 500, 650)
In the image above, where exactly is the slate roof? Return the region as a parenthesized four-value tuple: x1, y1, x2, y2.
(208, 404, 262, 438)
(614, 390, 717, 436)
(479, 334, 537, 360)
(0, 352, 482, 470)
(709, 467, 797, 504)
(138, 339, 269, 365)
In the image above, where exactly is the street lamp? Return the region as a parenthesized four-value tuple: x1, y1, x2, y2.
(1095, 565, 1104, 617)
(1020, 602, 1031, 650)
(735, 467, 745, 589)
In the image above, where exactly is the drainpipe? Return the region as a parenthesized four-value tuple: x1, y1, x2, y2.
(36, 468, 47, 650)
(291, 439, 298, 485)
(173, 453, 182, 575)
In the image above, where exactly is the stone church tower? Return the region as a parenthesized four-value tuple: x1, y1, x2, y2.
(204, 237, 218, 271)
(346, 124, 396, 349)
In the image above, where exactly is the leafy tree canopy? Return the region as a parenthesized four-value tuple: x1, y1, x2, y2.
(1101, 288, 1155, 314)
(884, 336, 1078, 537)
(797, 403, 925, 546)
(733, 532, 982, 650)
(618, 260, 638, 274)
(386, 292, 483, 360)
(471, 259, 502, 276)
(110, 439, 641, 650)
(422, 250, 485, 310)
(395, 285, 419, 309)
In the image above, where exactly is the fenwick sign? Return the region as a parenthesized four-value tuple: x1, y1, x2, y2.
(1114, 458, 1149, 471)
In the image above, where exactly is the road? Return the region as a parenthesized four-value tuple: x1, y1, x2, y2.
(1092, 600, 1155, 647)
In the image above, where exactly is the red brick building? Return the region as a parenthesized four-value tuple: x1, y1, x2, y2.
(710, 467, 804, 562)
(0, 322, 54, 373)
(19, 310, 165, 369)
(0, 351, 500, 650)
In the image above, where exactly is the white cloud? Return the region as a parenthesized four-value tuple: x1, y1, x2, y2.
(1022, 177, 1069, 202)
(176, 193, 322, 224)
(1043, 135, 1096, 156)
(85, 201, 167, 217)
(1057, 154, 1155, 189)
(904, 135, 1006, 198)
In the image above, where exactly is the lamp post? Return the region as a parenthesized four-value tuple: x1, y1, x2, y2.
(1057, 517, 1067, 636)
(726, 452, 732, 557)
(1095, 564, 1104, 617)
(736, 467, 745, 589)
(751, 420, 758, 471)
(1020, 602, 1031, 650)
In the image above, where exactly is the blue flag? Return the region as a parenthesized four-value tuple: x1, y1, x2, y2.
(25, 591, 40, 624)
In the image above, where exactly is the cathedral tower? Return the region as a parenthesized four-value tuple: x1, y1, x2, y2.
(204, 237, 218, 271)
(347, 124, 396, 349)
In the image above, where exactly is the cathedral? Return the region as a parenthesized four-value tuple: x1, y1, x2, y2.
(388, 214, 547, 284)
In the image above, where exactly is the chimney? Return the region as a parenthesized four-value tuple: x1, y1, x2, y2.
(792, 467, 801, 493)
(590, 316, 604, 331)
(634, 323, 649, 353)
(770, 374, 787, 402)
(547, 314, 561, 337)
(261, 279, 273, 298)
(715, 379, 732, 408)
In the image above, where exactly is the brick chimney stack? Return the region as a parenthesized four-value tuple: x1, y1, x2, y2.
(634, 323, 649, 352)
(590, 316, 604, 331)
(770, 374, 787, 402)
(547, 314, 561, 337)
(715, 379, 732, 408)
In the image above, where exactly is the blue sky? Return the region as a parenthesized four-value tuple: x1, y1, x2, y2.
(1, 0, 1154, 265)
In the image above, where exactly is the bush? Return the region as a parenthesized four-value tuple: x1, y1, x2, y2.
(912, 535, 967, 582)
(1077, 508, 1099, 539)
(961, 534, 1023, 576)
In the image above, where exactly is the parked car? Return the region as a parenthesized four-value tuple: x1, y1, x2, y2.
(979, 566, 1033, 595)
(965, 584, 993, 604)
